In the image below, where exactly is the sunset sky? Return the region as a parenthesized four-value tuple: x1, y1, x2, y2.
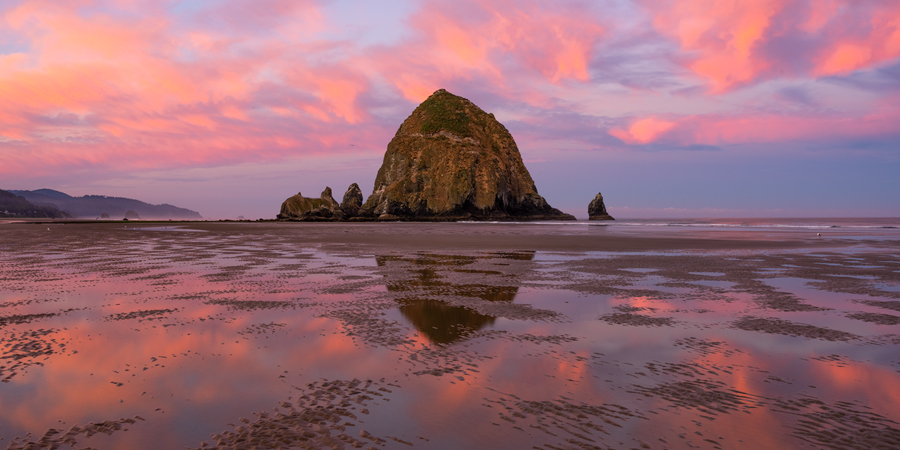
(2, 0, 898, 219)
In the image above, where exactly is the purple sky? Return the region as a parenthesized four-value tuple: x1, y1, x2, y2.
(2, 0, 899, 219)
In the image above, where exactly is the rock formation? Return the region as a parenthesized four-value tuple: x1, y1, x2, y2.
(359, 89, 574, 221)
(100, 212, 110, 219)
(277, 187, 344, 221)
(588, 192, 614, 220)
(124, 210, 141, 220)
(340, 183, 364, 218)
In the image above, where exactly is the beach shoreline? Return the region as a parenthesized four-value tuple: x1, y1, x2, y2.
(1, 221, 898, 449)
(4, 220, 884, 252)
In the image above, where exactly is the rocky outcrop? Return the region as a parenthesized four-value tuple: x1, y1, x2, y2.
(588, 192, 614, 220)
(124, 210, 141, 220)
(340, 183, 363, 218)
(359, 89, 574, 221)
(100, 212, 110, 219)
(277, 187, 345, 221)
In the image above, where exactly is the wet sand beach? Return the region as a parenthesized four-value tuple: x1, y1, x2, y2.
(0, 221, 898, 449)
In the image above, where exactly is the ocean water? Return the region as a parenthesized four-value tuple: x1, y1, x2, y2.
(459, 217, 900, 230)
(592, 217, 900, 230)
(455, 217, 900, 245)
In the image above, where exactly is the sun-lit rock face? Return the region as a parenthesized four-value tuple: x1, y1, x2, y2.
(360, 89, 574, 221)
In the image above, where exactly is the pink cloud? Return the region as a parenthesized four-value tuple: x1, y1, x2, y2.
(1, 0, 898, 191)
(641, 0, 900, 91)
(0, 0, 387, 180)
(377, 0, 606, 102)
(611, 92, 900, 148)
(610, 117, 676, 144)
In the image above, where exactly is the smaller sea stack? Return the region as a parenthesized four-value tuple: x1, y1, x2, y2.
(588, 193, 614, 220)
(340, 183, 364, 218)
(278, 187, 344, 221)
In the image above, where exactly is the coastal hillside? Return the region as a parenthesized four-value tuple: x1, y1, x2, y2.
(0, 189, 70, 218)
(9, 189, 202, 219)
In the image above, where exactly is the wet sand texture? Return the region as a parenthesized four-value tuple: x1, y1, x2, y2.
(0, 222, 898, 449)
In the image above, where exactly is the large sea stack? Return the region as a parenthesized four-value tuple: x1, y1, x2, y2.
(359, 89, 574, 221)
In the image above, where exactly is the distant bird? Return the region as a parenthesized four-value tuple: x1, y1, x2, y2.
(817, 233, 821, 236)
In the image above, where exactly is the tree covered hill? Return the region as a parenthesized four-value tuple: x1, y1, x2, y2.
(7, 189, 202, 219)
(0, 189, 71, 218)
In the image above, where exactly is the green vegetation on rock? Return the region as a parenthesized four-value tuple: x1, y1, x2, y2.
(415, 90, 475, 138)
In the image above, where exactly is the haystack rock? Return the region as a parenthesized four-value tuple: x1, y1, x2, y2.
(100, 212, 110, 219)
(588, 192, 614, 220)
(340, 183, 363, 218)
(124, 210, 140, 220)
(359, 89, 575, 221)
(277, 187, 344, 221)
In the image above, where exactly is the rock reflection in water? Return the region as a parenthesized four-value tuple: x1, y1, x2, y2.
(377, 253, 533, 344)
(396, 299, 495, 344)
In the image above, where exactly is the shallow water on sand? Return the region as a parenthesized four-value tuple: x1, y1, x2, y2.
(1, 222, 899, 449)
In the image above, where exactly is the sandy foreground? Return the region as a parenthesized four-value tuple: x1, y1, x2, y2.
(0, 221, 898, 449)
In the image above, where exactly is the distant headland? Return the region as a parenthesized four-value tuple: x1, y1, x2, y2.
(278, 89, 612, 222)
(0, 189, 70, 219)
(2, 189, 202, 220)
